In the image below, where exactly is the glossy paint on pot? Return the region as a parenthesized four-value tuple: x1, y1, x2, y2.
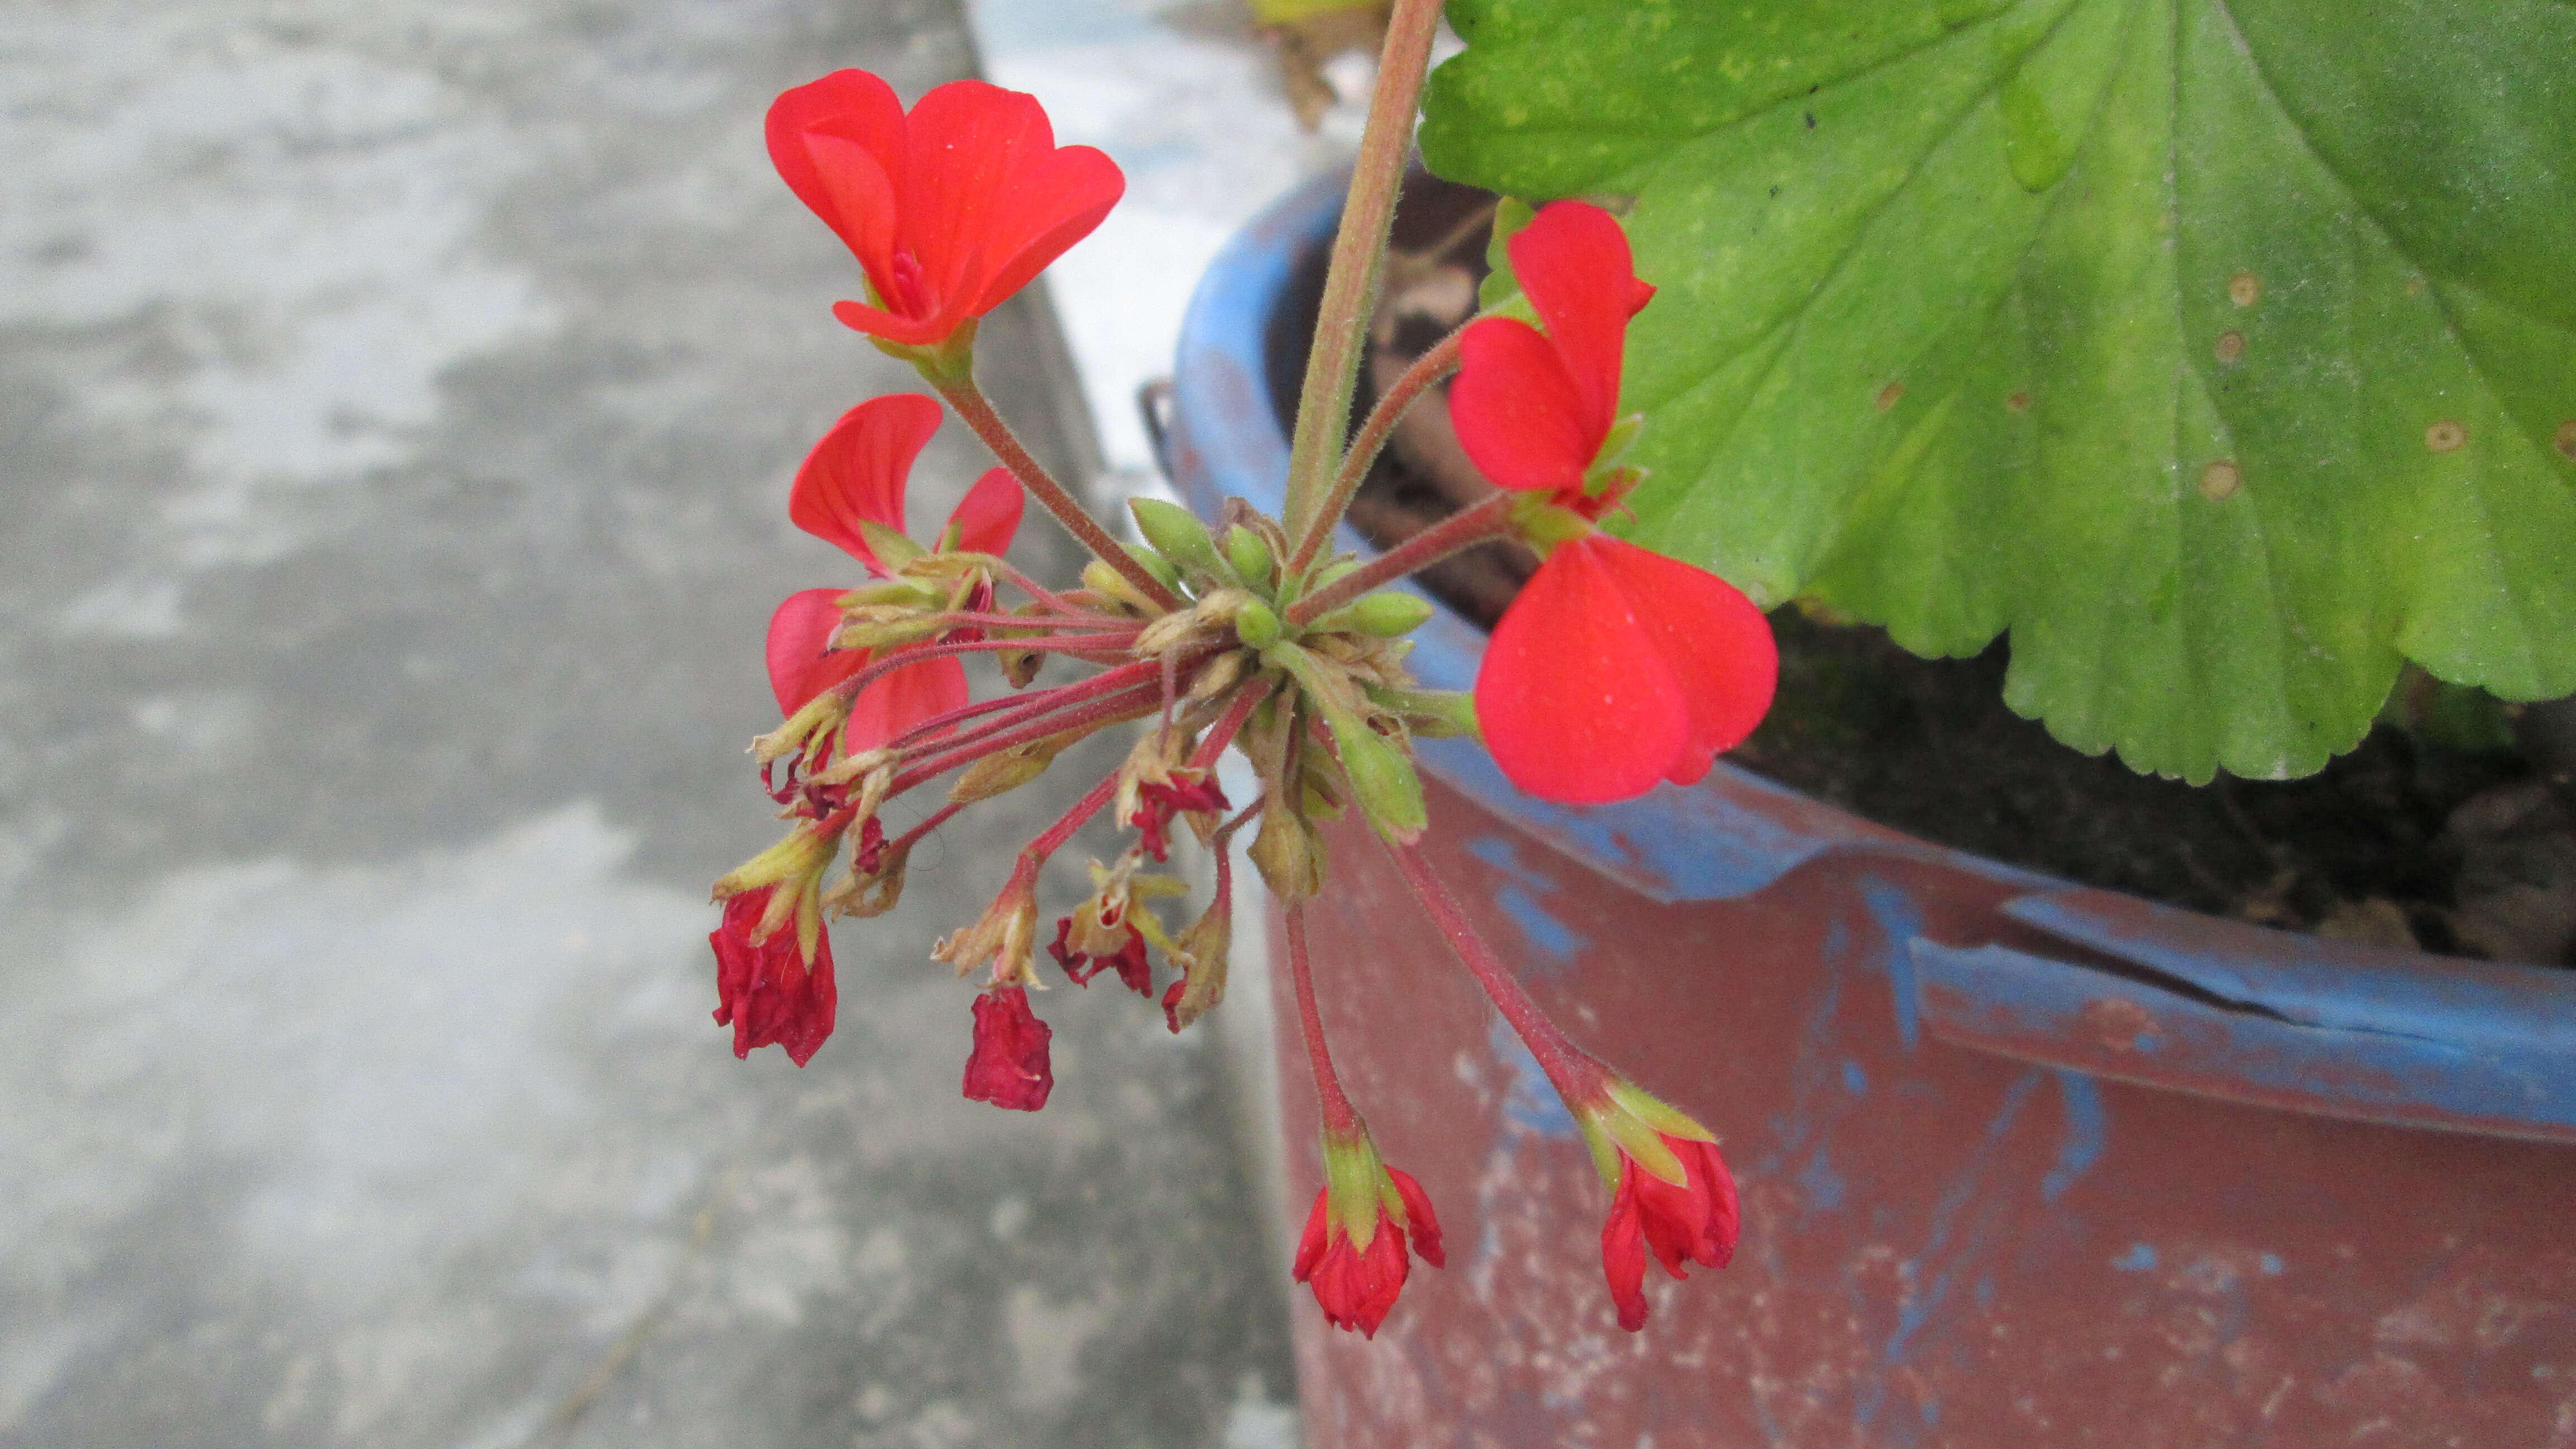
(1167, 173, 2576, 1447)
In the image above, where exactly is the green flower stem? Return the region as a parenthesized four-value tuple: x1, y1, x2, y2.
(1287, 325, 1464, 577)
(1383, 837, 1609, 1107)
(932, 372, 1184, 613)
(1285, 491, 1516, 627)
(1277, 0, 1448, 547)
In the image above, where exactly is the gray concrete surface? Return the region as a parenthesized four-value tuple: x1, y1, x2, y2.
(0, 2, 1297, 1445)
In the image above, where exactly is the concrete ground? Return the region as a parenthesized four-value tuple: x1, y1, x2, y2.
(0, 1, 1297, 1445)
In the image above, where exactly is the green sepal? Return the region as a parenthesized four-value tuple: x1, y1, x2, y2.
(1318, 1124, 1388, 1251)
(1363, 683, 1480, 741)
(857, 520, 926, 574)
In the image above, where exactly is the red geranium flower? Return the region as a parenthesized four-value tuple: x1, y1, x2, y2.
(1601, 1131, 1737, 1332)
(1566, 1078, 1740, 1330)
(1449, 200, 1776, 804)
(768, 70, 1124, 350)
(1292, 1133, 1443, 1338)
(710, 887, 837, 1066)
(769, 393, 1023, 752)
(962, 986, 1053, 1111)
(1450, 200, 1655, 505)
(1477, 533, 1775, 804)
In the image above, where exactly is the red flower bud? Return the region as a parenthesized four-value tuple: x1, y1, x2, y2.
(1292, 1136, 1443, 1338)
(709, 887, 837, 1066)
(1601, 1132, 1738, 1332)
(962, 986, 1053, 1111)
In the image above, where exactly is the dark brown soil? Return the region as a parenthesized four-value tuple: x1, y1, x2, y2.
(1264, 174, 2576, 967)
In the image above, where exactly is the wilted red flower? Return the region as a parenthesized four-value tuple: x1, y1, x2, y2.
(1048, 914, 1152, 996)
(768, 70, 1124, 350)
(962, 986, 1053, 1111)
(1448, 201, 1775, 804)
(1602, 1131, 1737, 1332)
(1130, 774, 1228, 863)
(1292, 1135, 1442, 1338)
(769, 393, 1024, 752)
(710, 887, 838, 1066)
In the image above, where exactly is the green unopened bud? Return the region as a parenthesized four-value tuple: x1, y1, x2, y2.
(1234, 598, 1282, 650)
(1223, 524, 1276, 593)
(1129, 498, 1224, 584)
(1332, 723, 1428, 844)
(1315, 590, 1433, 639)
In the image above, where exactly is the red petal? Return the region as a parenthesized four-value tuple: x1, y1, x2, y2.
(968, 143, 1126, 315)
(1451, 316, 1594, 494)
(799, 131, 900, 295)
(1600, 1157, 1651, 1332)
(1590, 537, 1779, 785)
(766, 588, 857, 716)
(1475, 538, 1689, 804)
(1292, 1187, 1329, 1284)
(962, 987, 1053, 1111)
(767, 70, 903, 267)
(898, 80, 1054, 319)
(944, 467, 1024, 556)
(829, 297, 954, 347)
(789, 394, 944, 570)
(1304, 1216, 1411, 1338)
(1387, 1167, 1443, 1269)
(842, 647, 969, 753)
(1510, 201, 1645, 447)
(709, 889, 838, 1066)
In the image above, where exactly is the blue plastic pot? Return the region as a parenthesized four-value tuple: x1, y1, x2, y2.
(1166, 173, 2576, 1448)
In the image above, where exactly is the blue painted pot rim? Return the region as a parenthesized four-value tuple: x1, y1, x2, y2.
(1162, 171, 2576, 1144)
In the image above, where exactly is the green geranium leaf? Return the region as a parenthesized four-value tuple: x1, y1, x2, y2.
(1423, 0, 2576, 782)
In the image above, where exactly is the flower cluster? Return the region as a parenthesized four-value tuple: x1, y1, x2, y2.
(707, 68, 1765, 1339)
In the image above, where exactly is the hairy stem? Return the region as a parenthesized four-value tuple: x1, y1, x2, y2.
(1284, 907, 1360, 1133)
(935, 373, 1183, 612)
(887, 656, 1168, 757)
(1278, 0, 1448, 544)
(1286, 491, 1515, 626)
(1383, 838, 1607, 1105)
(1288, 326, 1464, 576)
(889, 687, 1163, 796)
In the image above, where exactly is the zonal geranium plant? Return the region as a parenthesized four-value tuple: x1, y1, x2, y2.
(709, 12, 1763, 1341)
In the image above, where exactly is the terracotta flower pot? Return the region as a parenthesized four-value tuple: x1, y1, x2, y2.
(1163, 174, 2576, 1447)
